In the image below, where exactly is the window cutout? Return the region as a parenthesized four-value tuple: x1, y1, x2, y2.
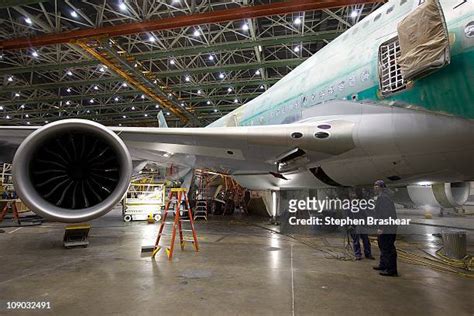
(386, 6, 394, 14)
(374, 13, 382, 21)
(378, 37, 407, 96)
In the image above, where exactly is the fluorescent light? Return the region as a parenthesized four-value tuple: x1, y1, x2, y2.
(258, 45, 262, 52)
(144, 113, 148, 117)
(14, 93, 20, 97)
(31, 51, 38, 57)
(219, 73, 224, 79)
(122, 82, 128, 87)
(148, 35, 156, 42)
(234, 99, 238, 103)
(93, 85, 99, 90)
(185, 76, 190, 82)
(119, 2, 127, 11)
(66, 87, 72, 93)
(206, 100, 211, 105)
(255, 70, 261, 75)
(193, 29, 200, 37)
(71, 10, 78, 18)
(294, 17, 302, 25)
(208, 55, 214, 61)
(350, 10, 358, 18)
(227, 87, 232, 92)
(294, 46, 300, 52)
(131, 106, 135, 110)
(114, 97, 119, 101)
(170, 59, 175, 65)
(242, 23, 249, 31)
(67, 70, 73, 76)
(24, 17, 32, 25)
(89, 99, 94, 103)
(122, 115, 127, 118)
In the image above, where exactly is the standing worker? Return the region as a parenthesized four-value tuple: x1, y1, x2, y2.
(372, 180, 399, 277)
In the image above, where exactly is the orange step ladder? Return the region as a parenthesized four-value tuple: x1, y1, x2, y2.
(151, 188, 199, 260)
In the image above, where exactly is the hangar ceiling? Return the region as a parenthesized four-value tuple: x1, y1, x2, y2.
(0, 0, 384, 127)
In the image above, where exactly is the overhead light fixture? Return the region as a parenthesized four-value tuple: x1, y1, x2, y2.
(44, 120, 49, 124)
(131, 106, 135, 110)
(65, 100, 71, 105)
(67, 70, 73, 76)
(99, 66, 105, 72)
(26, 121, 31, 125)
(242, 23, 249, 31)
(227, 87, 232, 92)
(70, 10, 78, 18)
(234, 99, 238, 103)
(214, 109, 218, 112)
(197, 90, 202, 95)
(20, 104, 25, 109)
(31, 51, 38, 57)
(258, 45, 262, 52)
(66, 87, 72, 93)
(148, 35, 156, 42)
(119, 2, 127, 11)
(166, 112, 170, 116)
(260, 85, 265, 90)
(294, 17, 302, 25)
(7, 76, 13, 82)
(122, 115, 127, 118)
(24, 17, 32, 25)
(170, 59, 175, 65)
(206, 100, 211, 105)
(144, 113, 148, 117)
(0, 106, 3, 110)
(185, 76, 190, 82)
(193, 29, 200, 37)
(25, 114, 29, 118)
(350, 9, 359, 18)
(255, 69, 261, 75)
(93, 85, 99, 90)
(6, 115, 10, 119)
(155, 104, 160, 108)
(89, 99, 94, 103)
(208, 55, 214, 61)
(219, 73, 224, 79)
(14, 92, 20, 97)
(294, 46, 300, 52)
(141, 94, 145, 99)
(122, 82, 128, 87)
(114, 97, 119, 101)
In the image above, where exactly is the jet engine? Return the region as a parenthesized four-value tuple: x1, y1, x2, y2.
(12, 119, 132, 222)
(392, 182, 471, 209)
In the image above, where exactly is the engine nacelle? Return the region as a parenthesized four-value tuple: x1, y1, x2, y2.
(392, 182, 470, 209)
(12, 119, 132, 222)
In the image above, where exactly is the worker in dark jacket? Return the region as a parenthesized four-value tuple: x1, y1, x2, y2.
(372, 180, 398, 277)
(346, 195, 374, 260)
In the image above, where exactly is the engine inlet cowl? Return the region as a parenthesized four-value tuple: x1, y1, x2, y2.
(12, 119, 132, 222)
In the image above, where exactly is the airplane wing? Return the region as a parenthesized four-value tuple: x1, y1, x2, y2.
(0, 119, 355, 176)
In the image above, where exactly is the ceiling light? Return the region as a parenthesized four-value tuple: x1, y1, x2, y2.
(44, 120, 49, 124)
(260, 85, 265, 90)
(144, 113, 148, 117)
(25, 114, 29, 118)
(122, 115, 127, 118)
(185, 76, 190, 82)
(294, 46, 300, 52)
(197, 90, 201, 95)
(219, 73, 224, 79)
(141, 94, 145, 99)
(26, 121, 30, 125)
(206, 100, 211, 105)
(181, 102, 185, 107)
(170, 59, 175, 65)
(255, 69, 261, 75)
(93, 85, 99, 90)
(258, 45, 262, 52)
(166, 112, 170, 116)
(67, 70, 73, 76)
(350, 10, 359, 18)
(227, 87, 232, 93)
(114, 97, 119, 101)
(234, 99, 238, 103)
(7, 76, 13, 82)
(89, 99, 94, 103)
(20, 104, 25, 109)
(208, 55, 214, 61)
(86, 110, 90, 113)
(294, 17, 302, 25)
(119, 2, 127, 11)
(6, 115, 10, 119)
(66, 87, 72, 93)
(24, 17, 32, 25)
(118, 123, 122, 126)
(0, 106, 3, 110)
(193, 29, 200, 37)
(214, 109, 218, 112)
(99, 66, 105, 72)
(153, 79, 157, 84)
(242, 23, 249, 31)
(148, 35, 156, 42)
(14, 92, 20, 97)
(155, 104, 160, 108)
(31, 51, 38, 57)
(131, 106, 135, 110)
(122, 82, 128, 87)
(66, 100, 71, 105)
(71, 10, 78, 18)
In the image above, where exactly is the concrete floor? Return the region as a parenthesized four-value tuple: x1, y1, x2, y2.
(0, 210, 473, 315)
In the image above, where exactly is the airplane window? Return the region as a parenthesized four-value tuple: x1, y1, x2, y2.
(386, 6, 394, 14)
(374, 13, 382, 21)
(315, 132, 330, 139)
(400, 0, 407, 4)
